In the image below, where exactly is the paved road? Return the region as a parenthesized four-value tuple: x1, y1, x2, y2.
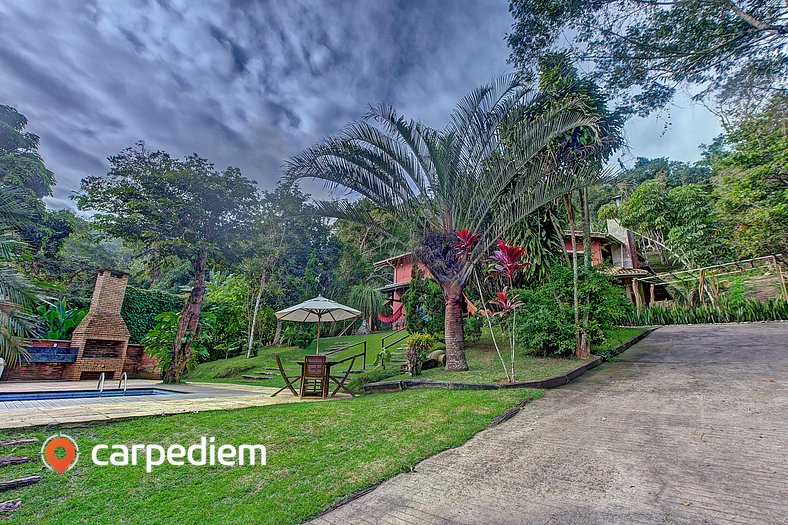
(310, 323, 788, 525)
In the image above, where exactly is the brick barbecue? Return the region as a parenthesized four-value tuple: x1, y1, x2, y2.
(2, 270, 160, 381)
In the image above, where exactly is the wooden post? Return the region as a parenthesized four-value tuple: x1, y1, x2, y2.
(649, 283, 655, 306)
(773, 255, 787, 300)
(698, 269, 706, 305)
(632, 281, 643, 312)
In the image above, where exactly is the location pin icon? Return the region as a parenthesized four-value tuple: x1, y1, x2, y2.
(42, 435, 79, 474)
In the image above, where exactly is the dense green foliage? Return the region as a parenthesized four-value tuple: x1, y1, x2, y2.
(35, 299, 86, 340)
(120, 286, 184, 344)
(463, 315, 484, 342)
(140, 311, 214, 373)
(508, 0, 788, 114)
(619, 298, 788, 326)
(402, 270, 445, 337)
(712, 96, 788, 258)
(514, 264, 632, 357)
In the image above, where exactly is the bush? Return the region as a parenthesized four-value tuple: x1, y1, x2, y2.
(140, 311, 214, 376)
(463, 315, 483, 342)
(346, 367, 401, 395)
(280, 325, 314, 349)
(618, 298, 788, 325)
(121, 286, 184, 343)
(514, 264, 632, 357)
(404, 333, 437, 376)
(402, 268, 445, 337)
(35, 299, 87, 340)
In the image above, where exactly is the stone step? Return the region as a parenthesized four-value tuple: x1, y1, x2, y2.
(241, 375, 271, 381)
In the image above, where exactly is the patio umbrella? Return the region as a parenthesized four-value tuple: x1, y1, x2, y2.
(275, 295, 361, 354)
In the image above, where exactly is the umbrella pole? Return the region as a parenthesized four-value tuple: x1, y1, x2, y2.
(316, 315, 321, 355)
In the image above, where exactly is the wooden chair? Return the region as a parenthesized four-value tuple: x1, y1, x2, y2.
(271, 354, 302, 397)
(300, 355, 327, 398)
(328, 351, 365, 397)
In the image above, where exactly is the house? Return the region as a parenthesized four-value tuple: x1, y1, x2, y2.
(373, 218, 666, 327)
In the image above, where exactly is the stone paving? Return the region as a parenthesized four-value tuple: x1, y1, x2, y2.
(0, 379, 340, 429)
(310, 323, 788, 525)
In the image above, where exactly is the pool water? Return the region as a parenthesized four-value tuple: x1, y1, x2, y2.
(0, 388, 182, 402)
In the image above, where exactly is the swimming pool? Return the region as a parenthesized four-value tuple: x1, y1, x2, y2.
(0, 388, 182, 402)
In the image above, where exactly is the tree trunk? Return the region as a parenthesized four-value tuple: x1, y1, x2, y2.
(443, 284, 468, 371)
(163, 246, 208, 384)
(246, 269, 266, 358)
(564, 195, 582, 358)
(582, 188, 592, 270)
(272, 320, 282, 346)
(580, 189, 592, 358)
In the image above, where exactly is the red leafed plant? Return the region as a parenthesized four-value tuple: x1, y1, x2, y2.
(452, 229, 478, 259)
(488, 239, 528, 281)
(489, 287, 523, 314)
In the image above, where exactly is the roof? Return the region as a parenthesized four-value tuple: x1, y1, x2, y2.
(604, 267, 652, 278)
(373, 252, 414, 267)
(563, 231, 622, 245)
(378, 282, 411, 293)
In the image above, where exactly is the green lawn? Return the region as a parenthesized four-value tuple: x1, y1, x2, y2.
(591, 326, 652, 357)
(184, 330, 399, 387)
(0, 388, 537, 525)
(388, 326, 652, 384)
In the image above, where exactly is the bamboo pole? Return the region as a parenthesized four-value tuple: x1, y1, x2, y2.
(773, 255, 787, 300)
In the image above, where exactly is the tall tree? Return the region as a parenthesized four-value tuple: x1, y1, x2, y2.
(76, 143, 260, 382)
(285, 76, 601, 370)
(508, 0, 788, 115)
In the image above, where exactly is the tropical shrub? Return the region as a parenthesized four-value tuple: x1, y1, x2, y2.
(141, 311, 214, 374)
(121, 286, 184, 343)
(349, 284, 385, 329)
(35, 299, 87, 340)
(404, 332, 437, 376)
(463, 315, 483, 342)
(618, 298, 788, 325)
(279, 325, 314, 349)
(515, 264, 632, 357)
(203, 274, 248, 360)
(402, 269, 444, 337)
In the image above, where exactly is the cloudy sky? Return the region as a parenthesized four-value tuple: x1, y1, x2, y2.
(0, 0, 722, 209)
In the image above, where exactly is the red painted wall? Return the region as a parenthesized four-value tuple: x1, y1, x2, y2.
(563, 239, 604, 266)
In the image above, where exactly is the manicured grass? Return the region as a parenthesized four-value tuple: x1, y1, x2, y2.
(185, 330, 398, 387)
(389, 330, 586, 384)
(388, 326, 652, 384)
(0, 388, 537, 525)
(592, 326, 651, 353)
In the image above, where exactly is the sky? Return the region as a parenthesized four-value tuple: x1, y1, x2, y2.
(0, 0, 723, 210)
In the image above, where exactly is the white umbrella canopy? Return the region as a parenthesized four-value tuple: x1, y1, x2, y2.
(275, 295, 361, 353)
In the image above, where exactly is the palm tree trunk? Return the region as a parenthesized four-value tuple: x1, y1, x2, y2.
(443, 283, 468, 371)
(164, 246, 208, 383)
(580, 188, 591, 358)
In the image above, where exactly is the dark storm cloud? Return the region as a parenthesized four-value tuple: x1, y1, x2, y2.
(0, 0, 720, 209)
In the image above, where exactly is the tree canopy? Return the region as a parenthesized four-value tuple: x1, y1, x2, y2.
(507, 0, 788, 115)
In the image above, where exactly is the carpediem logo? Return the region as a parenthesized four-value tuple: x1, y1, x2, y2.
(92, 437, 267, 473)
(41, 434, 266, 474)
(41, 434, 80, 474)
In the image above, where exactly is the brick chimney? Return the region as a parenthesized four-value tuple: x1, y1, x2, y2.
(66, 269, 131, 380)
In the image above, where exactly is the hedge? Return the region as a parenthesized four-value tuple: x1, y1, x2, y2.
(121, 286, 185, 343)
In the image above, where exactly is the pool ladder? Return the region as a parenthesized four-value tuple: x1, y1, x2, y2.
(96, 372, 105, 396)
(96, 372, 127, 396)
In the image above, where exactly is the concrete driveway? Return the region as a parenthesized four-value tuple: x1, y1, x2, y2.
(310, 323, 788, 525)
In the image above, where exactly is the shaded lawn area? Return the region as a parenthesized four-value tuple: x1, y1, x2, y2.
(389, 326, 652, 384)
(0, 388, 535, 525)
(185, 330, 397, 387)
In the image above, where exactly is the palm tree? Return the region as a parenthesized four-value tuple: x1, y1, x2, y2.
(0, 187, 40, 365)
(285, 75, 601, 370)
(348, 284, 385, 331)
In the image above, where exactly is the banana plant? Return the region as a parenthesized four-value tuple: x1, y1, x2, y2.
(35, 299, 88, 340)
